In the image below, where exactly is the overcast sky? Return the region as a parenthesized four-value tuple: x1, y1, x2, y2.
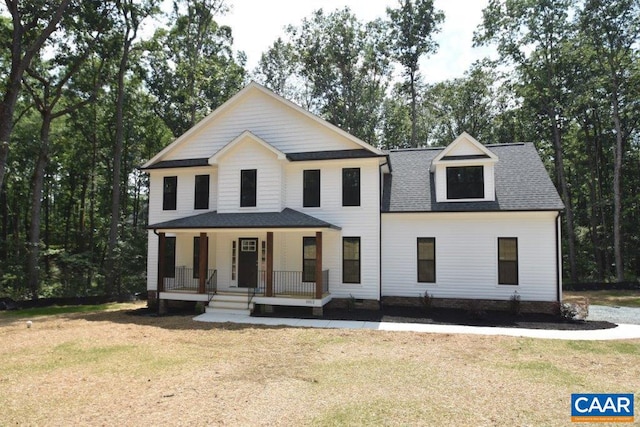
(217, 0, 494, 83)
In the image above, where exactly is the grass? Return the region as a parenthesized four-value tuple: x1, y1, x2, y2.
(0, 302, 129, 317)
(563, 289, 640, 307)
(0, 302, 639, 426)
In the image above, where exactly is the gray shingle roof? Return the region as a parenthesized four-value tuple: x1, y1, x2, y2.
(382, 143, 564, 212)
(148, 208, 341, 230)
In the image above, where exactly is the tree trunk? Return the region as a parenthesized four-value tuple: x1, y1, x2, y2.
(611, 84, 624, 282)
(105, 16, 133, 297)
(550, 117, 578, 283)
(0, 0, 72, 190)
(26, 111, 52, 300)
(409, 69, 418, 148)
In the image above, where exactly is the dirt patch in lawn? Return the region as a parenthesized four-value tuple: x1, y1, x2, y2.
(253, 305, 616, 330)
(564, 289, 640, 308)
(1, 304, 639, 427)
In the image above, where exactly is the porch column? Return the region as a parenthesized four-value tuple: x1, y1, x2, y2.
(198, 232, 208, 294)
(315, 231, 323, 299)
(266, 231, 274, 297)
(157, 232, 166, 293)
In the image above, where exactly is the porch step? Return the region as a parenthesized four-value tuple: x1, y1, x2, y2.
(206, 293, 254, 315)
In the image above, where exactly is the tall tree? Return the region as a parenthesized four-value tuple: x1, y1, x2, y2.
(105, 0, 157, 297)
(475, 0, 581, 283)
(0, 0, 72, 190)
(21, 1, 111, 299)
(144, 0, 246, 137)
(425, 62, 497, 146)
(288, 8, 392, 145)
(387, 0, 443, 147)
(578, 0, 640, 282)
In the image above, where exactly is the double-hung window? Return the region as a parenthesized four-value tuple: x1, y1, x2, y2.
(342, 168, 360, 206)
(164, 236, 176, 278)
(303, 169, 320, 207)
(163, 176, 177, 210)
(194, 175, 209, 210)
(343, 237, 361, 283)
(302, 237, 316, 282)
(498, 237, 518, 285)
(417, 238, 436, 283)
(240, 169, 257, 207)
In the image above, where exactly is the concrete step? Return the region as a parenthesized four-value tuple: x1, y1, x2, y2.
(205, 306, 251, 316)
(210, 293, 251, 303)
(210, 300, 253, 310)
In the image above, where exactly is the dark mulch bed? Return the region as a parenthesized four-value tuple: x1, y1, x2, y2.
(253, 305, 616, 331)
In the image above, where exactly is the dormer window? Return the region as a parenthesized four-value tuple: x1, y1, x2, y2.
(446, 166, 484, 199)
(431, 133, 498, 203)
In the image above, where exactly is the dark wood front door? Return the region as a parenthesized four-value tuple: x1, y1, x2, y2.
(238, 238, 258, 288)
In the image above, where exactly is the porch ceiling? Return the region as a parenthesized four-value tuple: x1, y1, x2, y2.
(148, 208, 341, 231)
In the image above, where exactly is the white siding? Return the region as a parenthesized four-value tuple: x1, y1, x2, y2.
(285, 158, 381, 300)
(148, 166, 216, 225)
(166, 90, 363, 160)
(217, 138, 284, 213)
(381, 211, 559, 302)
(447, 139, 486, 156)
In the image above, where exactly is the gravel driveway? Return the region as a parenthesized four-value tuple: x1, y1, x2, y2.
(588, 305, 640, 325)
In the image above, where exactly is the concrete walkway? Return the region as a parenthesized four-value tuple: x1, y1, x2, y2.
(193, 312, 640, 340)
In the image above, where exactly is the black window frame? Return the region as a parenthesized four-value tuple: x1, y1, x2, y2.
(302, 237, 316, 282)
(163, 176, 177, 210)
(498, 237, 519, 285)
(446, 166, 484, 199)
(342, 168, 361, 207)
(343, 237, 361, 284)
(303, 169, 321, 208)
(240, 169, 257, 207)
(194, 174, 210, 210)
(417, 237, 436, 283)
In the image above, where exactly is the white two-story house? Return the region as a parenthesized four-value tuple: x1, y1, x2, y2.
(142, 82, 564, 314)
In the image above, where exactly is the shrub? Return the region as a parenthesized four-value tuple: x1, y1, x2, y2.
(509, 291, 521, 316)
(421, 291, 433, 312)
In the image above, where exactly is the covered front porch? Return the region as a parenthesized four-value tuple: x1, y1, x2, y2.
(149, 209, 340, 312)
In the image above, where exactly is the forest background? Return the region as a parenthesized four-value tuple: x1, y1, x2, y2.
(0, 0, 638, 300)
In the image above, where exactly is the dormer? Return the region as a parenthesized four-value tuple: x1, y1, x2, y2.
(430, 132, 498, 203)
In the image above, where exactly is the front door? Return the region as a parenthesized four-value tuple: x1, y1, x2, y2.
(238, 238, 258, 288)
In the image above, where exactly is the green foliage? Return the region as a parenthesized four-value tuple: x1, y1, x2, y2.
(144, 0, 246, 137)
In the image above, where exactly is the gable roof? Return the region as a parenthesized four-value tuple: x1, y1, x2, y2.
(142, 82, 384, 169)
(147, 208, 341, 230)
(430, 132, 498, 172)
(382, 143, 564, 213)
(208, 131, 287, 165)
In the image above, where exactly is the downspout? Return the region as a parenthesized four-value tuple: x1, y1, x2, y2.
(378, 162, 389, 309)
(152, 228, 160, 314)
(555, 213, 562, 303)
